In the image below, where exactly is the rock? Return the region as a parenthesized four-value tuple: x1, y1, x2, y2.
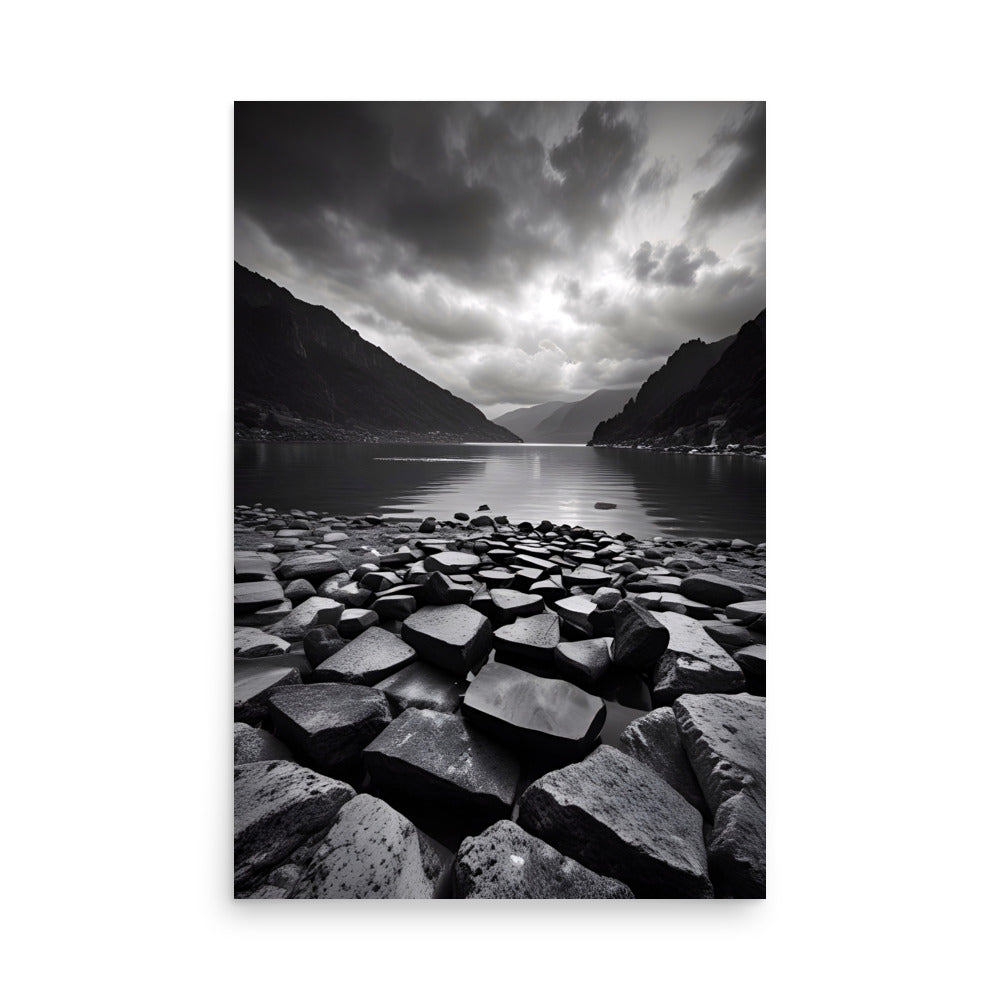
(454, 820, 633, 899)
(401, 604, 492, 676)
(303, 625, 346, 667)
(234, 759, 355, 894)
(234, 723, 294, 765)
(650, 593, 715, 620)
(553, 637, 613, 688)
(267, 682, 392, 775)
(650, 611, 746, 706)
(562, 567, 613, 590)
(234, 627, 289, 658)
(234, 555, 275, 581)
(454, 512, 470, 521)
(375, 660, 464, 715)
(423, 571, 474, 605)
(617, 708, 706, 814)
(553, 595, 597, 633)
(726, 600, 766, 631)
(611, 600, 671, 671)
(282, 578, 316, 604)
(289, 794, 445, 899)
(275, 551, 346, 582)
(518, 746, 712, 898)
(363, 708, 519, 825)
(471, 515, 494, 527)
(486, 588, 546, 626)
(493, 613, 561, 662)
(702, 622, 760, 652)
(462, 660, 605, 763)
(318, 579, 370, 606)
(234, 660, 302, 725)
(674, 693, 765, 898)
(594, 502, 617, 510)
(266, 596, 344, 642)
(593, 587, 622, 610)
(312, 626, 416, 685)
(372, 593, 417, 621)
(734, 644, 766, 694)
(234, 579, 285, 613)
(679, 573, 765, 607)
(479, 568, 516, 587)
(337, 607, 378, 639)
(418, 517, 437, 534)
(323, 531, 349, 543)
(423, 550, 481, 576)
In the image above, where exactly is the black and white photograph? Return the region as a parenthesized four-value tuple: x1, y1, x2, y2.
(233, 101, 766, 899)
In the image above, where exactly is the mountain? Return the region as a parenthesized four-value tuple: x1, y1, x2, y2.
(234, 263, 519, 443)
(492, 400, 573, 440)
(590, 311, 764, 448)
(494, 388, 636, 443)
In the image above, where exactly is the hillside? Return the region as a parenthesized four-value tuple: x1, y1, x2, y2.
(495, 388, 636, 443)
(234, 263, 520, 443)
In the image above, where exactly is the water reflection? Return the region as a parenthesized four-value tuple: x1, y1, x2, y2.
(234, 442, 765, 541)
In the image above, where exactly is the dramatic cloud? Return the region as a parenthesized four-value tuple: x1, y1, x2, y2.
(235, 101, 765, 417)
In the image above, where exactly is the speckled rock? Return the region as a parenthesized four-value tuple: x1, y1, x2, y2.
(493, 613, 561, 662)
(336, 607, 379, 639)
(679, 573, 765, 608)
(234, 660, 302, 725)
(312, 626, 416, 686)
(454, 820, 633, 899)
(486, 589, 546, 626)
(401, 604, 492, 675)
(553, 595, 597, 633)
(234, 627, 289, 658)
(650, 611, 745, 706)
(553, 637, 613, 687)
(290, 794, 445, 899)
(275, 551, 346, 582)
(617, 707, 706, 814)
(611, 600, 671, 671)
(674, 693, 765, 898)
(423, 550, 481, 576)
(303, 625, 346, 668)
(233, 723, 295, 765)
(702, 622, 761, 652)
(375, 660, 464, 715)
(235, 579, 285, 613)
(518, 745, 712, 898)
(363, 708, 519, 823)
(267, 682, 392, 775)
(234, 759, 355, 894)
(266, 596, 344, 642)
(462, 660, 606, 764)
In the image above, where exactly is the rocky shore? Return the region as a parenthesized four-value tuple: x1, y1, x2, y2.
(234, 502, 766, 899)
(590, 441, 766, 457)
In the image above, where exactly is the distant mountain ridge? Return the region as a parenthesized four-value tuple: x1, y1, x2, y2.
(494, 388, 636, 443)
(590, 311, 765, 448)
(234, 263, 519, 442)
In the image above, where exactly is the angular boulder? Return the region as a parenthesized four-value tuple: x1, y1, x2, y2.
(423, 550, 481, 576)
(234, 626, 289, 658)
(275, 551, 346, 582)
(401, 604, 492, 676)
(493, 613, 561, 662)
(611, 600, 671, 671)
(454, 820, 633, 899)
(517, 745, 712, 898)
(234, 660, 302, 725)
(375, 660, 464, 716)
(679, 573, 764, 608)
(267, 682, 392, 776)
(461, 660, 606, 764)
(553, 637, 613, 688)
(289, 794, 445, 899)
(234, 579, 285, 614)
(233, 722, 294, 766)
(363, 708, 519, 824)
(234, 759, 355, 894)
(266, 596, 344, 642)
(674, 693, 765, 898)
(650, 611, 745, 706)
(311, 626, 417, 686)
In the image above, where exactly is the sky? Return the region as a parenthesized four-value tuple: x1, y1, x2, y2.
(235, 101, 765, 419)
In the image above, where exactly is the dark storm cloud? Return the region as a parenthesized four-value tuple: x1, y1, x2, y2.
(685, 101, 765, 235)
(635, 158, 680, 198)
(630, 241, 719, 286)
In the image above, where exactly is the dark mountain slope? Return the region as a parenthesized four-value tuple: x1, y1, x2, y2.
(590, 311, 765, 448)
(234, 263, 519, 442)
(493, 400, 573, 440)
(533, 388, 636, 443)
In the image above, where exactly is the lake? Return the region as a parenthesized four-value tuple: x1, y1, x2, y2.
(234, 442, 765, 542)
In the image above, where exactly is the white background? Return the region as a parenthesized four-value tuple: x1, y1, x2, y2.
(1, 2, 997, 997)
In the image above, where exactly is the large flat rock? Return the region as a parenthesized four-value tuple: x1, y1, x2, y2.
(454, 820, 633, 899)
(461, 660, 606, 764)
(267, 683, 391, 775)
(400, 604, 492, 676)
(617, 707, 706, 814)
(234, 626, 289, 658)
(486, 589, 546, 626)
(517, 745, 712, 898)
(650, 611, 745, 705)
(275, 551, 346, 582)
(493, 613, 561, 662)
(234, 660, 302, 725)
(363, 708, 519, 824)
(674, 693, 765, 897)
(234, 760, 355, 894)
(375, 660, 464, 715)
(289, 794, 445, 899)
(312, 626, 416, 685)
(234, 579, 285, 613)
(679, 573, 764, 607)
(423, 550, 481, 576)
(265, 596, 344, 642)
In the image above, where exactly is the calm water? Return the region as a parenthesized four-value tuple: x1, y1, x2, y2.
(234, 442, 765, 542)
